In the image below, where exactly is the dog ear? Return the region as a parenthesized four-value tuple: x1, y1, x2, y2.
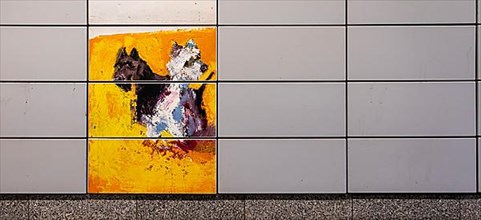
(115, 47, 128, 63)
(186, 39, 197, 49)
(170, 42, 183, 58)
(130, 48, 140, 61)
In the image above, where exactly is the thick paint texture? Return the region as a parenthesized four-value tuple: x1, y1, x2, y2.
(88, 28, 216, 193)
(89, 28, 216, 81)
(88, 139, 216, 193)
(89, 29, 216, 138)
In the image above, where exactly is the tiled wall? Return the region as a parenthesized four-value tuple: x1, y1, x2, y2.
(0, 0, 480, 194)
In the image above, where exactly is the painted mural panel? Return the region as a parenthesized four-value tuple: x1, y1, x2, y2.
(88, 28, 216, 193)
(88, 139, 216, 193)
(89, 82, 216, 138)
(89, 28, 216, 138)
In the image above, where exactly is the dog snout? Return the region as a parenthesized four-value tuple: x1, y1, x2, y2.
(200, 64, 208, 73)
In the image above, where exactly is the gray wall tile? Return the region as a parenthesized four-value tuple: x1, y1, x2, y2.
(0, 139, 86, 193)
(348, 138, 476, 193)
(348, 82, 475, 136)
(478, 26, 480, 80)
(219, 83, 345, 137)
(89, 0, 216, 24)
(348, 0, 474, 24)
(219, 27, 345, 80)
(348, 26, 474, 80)
(0, 83, 86, 137)
(219, 0, 344, 24)
(0, 27, 87, 81)
(0, 0, 86, 24)
(218, 139, 346, 193)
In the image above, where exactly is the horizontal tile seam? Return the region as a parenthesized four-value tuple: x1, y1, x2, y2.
(0, 80, 479, 83)
(0, 24, 480, 27)
(0, 136, 479, 140)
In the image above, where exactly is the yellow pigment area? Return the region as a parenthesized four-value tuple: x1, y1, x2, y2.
(88, 83, 216, 137)
(88, 139, 216, 193)
(88, 29, 217, 193)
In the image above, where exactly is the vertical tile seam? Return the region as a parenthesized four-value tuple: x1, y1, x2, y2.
(0, 13, 2, 195)
(86, 0, 90, 195)
(345, 0, 349, 195)
(216, 0, 219, 196)
(474, 0, 480, 193)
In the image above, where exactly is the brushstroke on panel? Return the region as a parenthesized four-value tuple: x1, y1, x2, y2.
(89, 139, 216, 193)
(113, 42, 215, 137)
(89, 28, 216, 138)
(88, 28, 216, 193)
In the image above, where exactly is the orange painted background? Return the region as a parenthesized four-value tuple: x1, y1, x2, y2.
(88, 28, 216, 193)
(89, 28, 216, 81)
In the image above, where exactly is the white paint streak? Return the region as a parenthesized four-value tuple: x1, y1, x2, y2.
(145, 40, 205, 137)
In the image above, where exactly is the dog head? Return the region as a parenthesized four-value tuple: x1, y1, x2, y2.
(113, 47, 156, 91)
(166, 40, 209, 81)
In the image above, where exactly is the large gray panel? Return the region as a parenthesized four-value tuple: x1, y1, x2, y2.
(218, 139, 346, 193)
(0, 83, 86, 137)
(219, 0, 344, 24)
(0, 27, 87, 81)
(479, 138, 481, 192)
(219, 27, 345, 80)
(218, 83, 345, 137)
(348, 138, 476, 193)
(478, 26, 480, 80)
(348, 26, 474, 80)
(0, 0, 86, 24)
(348, 82, 475, 136)
(0, 139, 86, 193)
(348, 0, 474, 24)
(89, 0, 215, 24)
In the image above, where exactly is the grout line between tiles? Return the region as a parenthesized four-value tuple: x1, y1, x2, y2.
(216, 0, 220, 195)
(1, 23, 481, 27)
(476, 0, 479, 194)
(1, 80, 479, 84)
(345, 0, 349, 194)
(1, 136, 479, 140)
(86, 0, 90, 195)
